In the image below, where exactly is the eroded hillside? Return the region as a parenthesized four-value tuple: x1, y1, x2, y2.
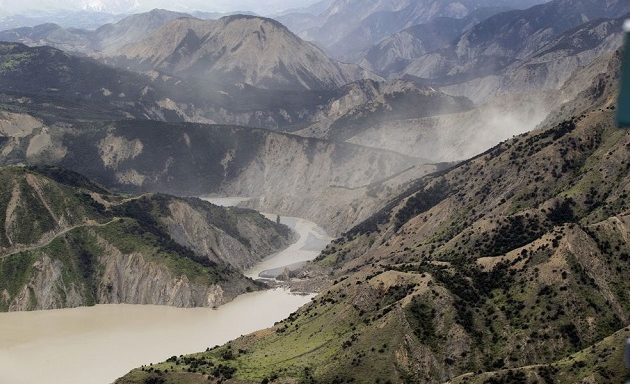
(0, 117, 430, 235)
(0, 166, 292, 312)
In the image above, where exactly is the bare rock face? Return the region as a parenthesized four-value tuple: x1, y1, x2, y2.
(96, 237, 228, 308)
(220, 131, 427, 235)
(2, 239, 233, 311)
(162, 199, 293, 271)
(7, 256, 83, 311)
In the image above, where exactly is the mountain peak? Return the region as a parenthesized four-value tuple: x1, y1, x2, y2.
(219, 13, 291, 31)
(112, 15, 374, 90)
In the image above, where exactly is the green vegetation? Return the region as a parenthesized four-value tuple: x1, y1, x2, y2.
(0, 51, 33, 72)
(95, 218, 229, 285)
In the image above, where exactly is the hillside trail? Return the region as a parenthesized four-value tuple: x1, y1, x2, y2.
(0, 217, 122, 260)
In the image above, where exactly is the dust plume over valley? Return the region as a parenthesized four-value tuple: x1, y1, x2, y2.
(0, 0, 628, 383)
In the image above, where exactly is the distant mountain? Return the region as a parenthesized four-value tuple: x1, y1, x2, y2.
(91, 8, 191, 53)
(294, 79, 474, 142)
(440, 14, 627, 102)
(0, 42, 187, 121)
(0, 23, 94, 53)
(401, 0, 630, 87)
(278, 0, 549, 61)
(359, 7, 511, 76)
(0, 11, 378, 91)
(0, 41, 438, 138)
(0, 10, 125, 30)
(0, 9, 191, 55)
(190, 10, 258, 19)
(108, 15, 378, 90)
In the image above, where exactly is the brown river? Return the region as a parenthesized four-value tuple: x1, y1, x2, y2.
(0, 197, 330, 384)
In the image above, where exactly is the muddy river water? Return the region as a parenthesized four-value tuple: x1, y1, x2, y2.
(0, 197, 330, 384)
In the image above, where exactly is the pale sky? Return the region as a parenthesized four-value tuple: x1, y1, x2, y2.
(0, 0, 320, 15)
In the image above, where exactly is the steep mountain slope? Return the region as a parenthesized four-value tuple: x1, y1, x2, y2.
(0, 166, 293, 312)
(0, 42, 371, 131)
(0, 38, 472, 148)
(108, 15, 375, 90)
(0, 9, 191, 55)
(117, 48, 630, 384)
(91, 8, 191, 54)
(342, 91, 552, 161)
(347, 48, 611, 161)
(279, 0, 547, 61)
(0, 42, 193, 122)
(449, 326, 630, 383)
(0, 41, 332, 127)
(0, 43, 450, 235)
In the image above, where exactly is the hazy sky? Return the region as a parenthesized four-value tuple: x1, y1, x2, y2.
(0, 0, 319, 15)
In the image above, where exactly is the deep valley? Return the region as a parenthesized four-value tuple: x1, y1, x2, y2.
(0, 0, 628, 383)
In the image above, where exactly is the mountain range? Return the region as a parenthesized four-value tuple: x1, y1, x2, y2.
(117, 33, 630, 384)
(0, 11, 377, 90)
(393, 0, 630, 99)
(278, 0, 549, 61)
(0, 8, 191, 55)
(105, 14, 375, 90)
(0, 0, 628, 382)
(0, 10, 126, 30)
